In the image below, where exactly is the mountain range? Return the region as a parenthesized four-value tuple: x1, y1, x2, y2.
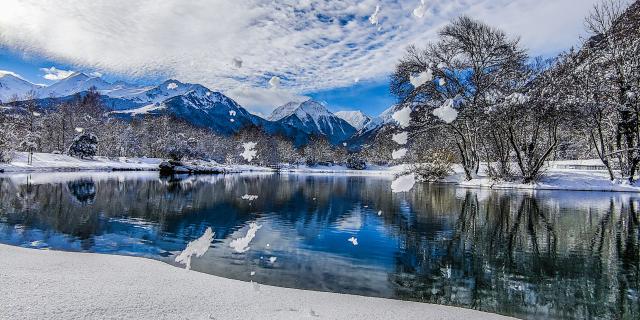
(0, 71, 396, 146)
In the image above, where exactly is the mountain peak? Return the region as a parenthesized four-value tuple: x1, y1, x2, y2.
(268, 99, 331, 122)
(268, 99, 356, 144)
(335, 110, 371, 130)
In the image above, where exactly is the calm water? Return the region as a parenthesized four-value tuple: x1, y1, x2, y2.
(0, 172, 638, 319)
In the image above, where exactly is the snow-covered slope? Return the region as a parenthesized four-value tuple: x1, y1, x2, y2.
(112, 85, 257, 134)
(0, 73, 41, 103)
(347, 105, 404, 147)
(335, 111, 371, 130)
(268, 100, 357, 144)
(39, 72, 115, 97)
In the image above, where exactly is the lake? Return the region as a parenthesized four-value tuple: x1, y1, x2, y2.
(0, 172, 638, 319)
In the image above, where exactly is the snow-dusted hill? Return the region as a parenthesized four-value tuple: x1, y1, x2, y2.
(269, 100, 356, 144)
(335, 110, 371, 130)
(0, 73, 41, 103)
(112, 86, 256, 134)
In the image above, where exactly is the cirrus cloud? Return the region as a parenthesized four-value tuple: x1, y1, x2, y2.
(0, 0, 601, 112)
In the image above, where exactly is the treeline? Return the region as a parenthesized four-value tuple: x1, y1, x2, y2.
(0, 88, 371, 167)
(389, 0, 640, 182)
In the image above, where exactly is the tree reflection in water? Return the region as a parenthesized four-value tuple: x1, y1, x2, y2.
(0, 172, 637, 319)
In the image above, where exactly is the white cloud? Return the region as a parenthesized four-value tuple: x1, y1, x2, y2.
(39, 66, 74, 80)
(0, 0, 601, 112)
(268, 76, 280, 89)
(227, 86, 308, 116)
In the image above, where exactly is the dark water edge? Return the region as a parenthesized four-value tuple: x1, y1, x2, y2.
(0, 171, 638, 320)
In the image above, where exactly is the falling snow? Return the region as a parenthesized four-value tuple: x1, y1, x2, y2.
(174, 227, 214, 270)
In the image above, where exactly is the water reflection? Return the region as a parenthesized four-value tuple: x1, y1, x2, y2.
(0, 172, 638, 319)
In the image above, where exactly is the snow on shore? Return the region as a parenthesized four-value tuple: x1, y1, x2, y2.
(0, 244, 514, 320)
(2, 152, 640, 193)
(0, 152, 162, 172)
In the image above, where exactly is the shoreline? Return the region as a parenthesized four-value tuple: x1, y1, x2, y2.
(2, 152, 640, 193)
(0, 244, 515, 320)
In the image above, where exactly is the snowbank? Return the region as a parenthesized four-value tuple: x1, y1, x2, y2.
(0, 244, 513, 320)
(0, 152, 162, 172)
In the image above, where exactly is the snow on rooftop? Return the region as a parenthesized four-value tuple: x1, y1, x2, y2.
(174, 227, 214, 270)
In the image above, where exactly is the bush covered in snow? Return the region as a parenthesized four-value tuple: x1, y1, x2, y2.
(67, 133, 98, 159)
(346, 154, 367, 170)
(411, 148, 455, 181)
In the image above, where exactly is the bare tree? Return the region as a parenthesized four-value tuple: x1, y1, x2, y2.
(391, 16, 527, 180)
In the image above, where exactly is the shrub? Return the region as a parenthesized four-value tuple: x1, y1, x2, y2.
(412, 148, 455, 181)
(68, 133, 98, 159)
(346, 154, 367, 170)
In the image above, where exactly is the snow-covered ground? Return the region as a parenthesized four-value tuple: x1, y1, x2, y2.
(0, 152, 163, 172)
(0, 244, 513, 320)
(2, 152, 640, 193)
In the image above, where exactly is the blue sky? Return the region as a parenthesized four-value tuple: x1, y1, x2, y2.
(0, 0, 601, 117)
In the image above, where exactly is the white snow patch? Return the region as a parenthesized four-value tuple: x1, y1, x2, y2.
(409, 70, 432, 88)
(229, 222, 262, 253)
(166, 82, 178, 90)
(348, 236, 358, 246)
(229, 110, 236, 116)
(74, 127, 84, 133)
(369, 5, 380, 25)
(413, 0, 426, 18)
(433, 99, 458, 124)
(392, 148, 407, 160)
(268, 76, 280, 89)
(230, 118, 235, 122)
(391, 174, 416, 193)
(392, 107, 411, 129)
(174, 227, 214, 270)
(392, 132, 408, 145)
(377, 211, 382, 216)
(269, 256, 277, 264)
(241, 194, 259, 201)
(240, 142, 258, 162)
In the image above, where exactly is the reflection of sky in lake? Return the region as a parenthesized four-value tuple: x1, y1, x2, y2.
(0, 172, 638, 320)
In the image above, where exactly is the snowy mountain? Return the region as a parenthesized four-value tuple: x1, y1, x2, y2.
(347, 104, 404, 147)
(268, 100, 357, 144)
(39, 72, 115, 98)
(0, 70, 363, 145)
(335, 110, 371, 130)
(0, 73, 41, 103)
(111, 85, 256, 134)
